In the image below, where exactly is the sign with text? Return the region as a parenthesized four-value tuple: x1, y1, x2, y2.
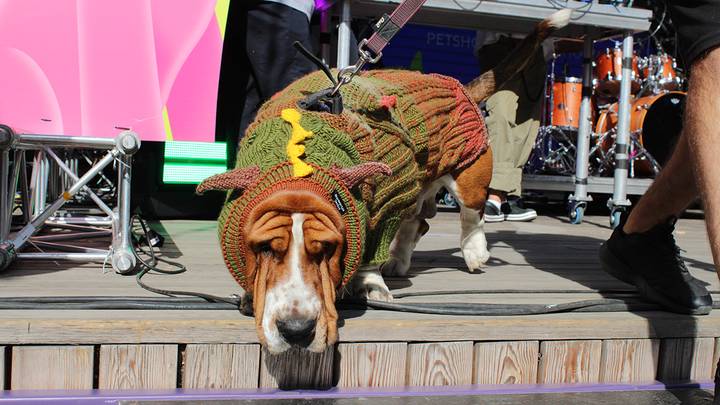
(378, 24, 480, 84)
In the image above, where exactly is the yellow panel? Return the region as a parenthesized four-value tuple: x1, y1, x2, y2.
(215, 0, 231, 39)
(163, 105, 173, 141)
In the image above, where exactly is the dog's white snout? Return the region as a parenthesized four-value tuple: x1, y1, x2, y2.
(262, 213, 323, 353)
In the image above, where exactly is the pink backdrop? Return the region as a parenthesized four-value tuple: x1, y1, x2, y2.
(0, 0, 225, 141)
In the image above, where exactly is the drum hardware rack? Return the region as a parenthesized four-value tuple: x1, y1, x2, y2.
(525, 30, 686, 227)
(590, 127, 662, 178)
(0, 125, 140, 274)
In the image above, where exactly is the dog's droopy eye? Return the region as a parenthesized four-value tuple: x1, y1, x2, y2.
(254, 241, 274, 256)
(257, 242, 272, 253)
(308, 240, 335, 258)
(321, 241, 336, 256)
(253, 238, 287, 256)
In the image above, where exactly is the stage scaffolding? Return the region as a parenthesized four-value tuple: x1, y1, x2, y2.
(0, 125, 140, 274)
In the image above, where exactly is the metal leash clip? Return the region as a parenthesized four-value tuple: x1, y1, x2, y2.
(293, 41, 345, 114)
(330, 39, 382, 97)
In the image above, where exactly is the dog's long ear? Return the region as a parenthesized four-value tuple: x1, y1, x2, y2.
(330, 162, 392, 189)
(252, 255, 271, 344)
(196, 166, 261, 194)
(319, 258, 339, 345)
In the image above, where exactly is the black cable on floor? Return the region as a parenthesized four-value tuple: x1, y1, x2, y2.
(130, 215, 241, 307)
(14, 215, 700, 316)
(2, 295, 718, 314)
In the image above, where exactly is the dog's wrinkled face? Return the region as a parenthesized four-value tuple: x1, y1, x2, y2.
(244, 190, 344, 353)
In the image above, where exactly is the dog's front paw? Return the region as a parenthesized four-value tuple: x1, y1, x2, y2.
(348, 270, 394, 302)
(462, 247, 490, 272)
(461, 233, 490, 273)
(380, 256, 410, 277)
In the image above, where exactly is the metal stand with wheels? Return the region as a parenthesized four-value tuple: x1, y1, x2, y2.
(0, 125, 140, 273)
(568, 34, 595, 224)
(337, 0, 352, 69)
(607, 33, 635, 228)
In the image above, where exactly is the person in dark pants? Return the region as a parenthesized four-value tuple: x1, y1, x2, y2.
(217, 0, 317, 168)
(598, 2, 720, 399)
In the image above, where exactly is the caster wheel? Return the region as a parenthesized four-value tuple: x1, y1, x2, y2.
(569, 206, 585, 224)
(610, 210, 623, 229)
(443, 192, 458, 209)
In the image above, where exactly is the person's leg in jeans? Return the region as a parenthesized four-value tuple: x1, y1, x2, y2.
(241, 2, 316, 136)
(226, 1, 316, 168)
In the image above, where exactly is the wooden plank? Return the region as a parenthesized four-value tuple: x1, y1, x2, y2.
(538, 340, 602, 384)
(335, 343, 407, 388)
(599, 339, 659, 383)
(3, 310, 720, 345)
(0, 347, 5, 390)
(183, 344, 260, 389)
(11, 346, 93, 390)
(714, 338, 720, 379)
(260, 347, 334, 389)
(473, 341, 539, 384)
(657, 338, 715, 382)
(406, 342, 472, 386)
(98, 344, 178, 389)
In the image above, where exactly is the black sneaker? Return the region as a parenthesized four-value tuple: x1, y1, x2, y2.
(599, 214, 712, 315)
(504, 198, 537, 222)
(484, 201, 505, 223)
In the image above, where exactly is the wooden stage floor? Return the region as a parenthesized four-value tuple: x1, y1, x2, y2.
(1, 212, 719, 390)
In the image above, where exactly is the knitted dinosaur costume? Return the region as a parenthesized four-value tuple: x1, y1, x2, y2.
(201, 69, 489, 293)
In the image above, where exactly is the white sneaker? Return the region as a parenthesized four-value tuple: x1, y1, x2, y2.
(504, 199, 537, 222)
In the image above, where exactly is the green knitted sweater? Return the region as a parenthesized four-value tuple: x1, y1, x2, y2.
(217, 69, 488, 291)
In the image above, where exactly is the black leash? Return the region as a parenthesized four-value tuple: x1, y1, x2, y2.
(294, 41, 344, 114)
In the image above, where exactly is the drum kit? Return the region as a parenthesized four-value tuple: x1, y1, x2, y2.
(529, 41, 685, 179)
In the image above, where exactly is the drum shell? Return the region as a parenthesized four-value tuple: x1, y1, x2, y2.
(594, 48, 640, 96)
(550, 78, 583, 129)
(643, 55, 681, 91)
(594, 91, 686, 175)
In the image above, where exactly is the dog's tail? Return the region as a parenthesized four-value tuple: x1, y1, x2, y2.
(465, 8, 572, 103)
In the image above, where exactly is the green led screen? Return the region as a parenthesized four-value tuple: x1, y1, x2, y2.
(162, 141, 226, 184)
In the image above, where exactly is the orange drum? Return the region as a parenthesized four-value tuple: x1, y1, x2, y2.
(641, 54, 681, 91)
(594, 91, 685, 174)
(594, 47, 640, 97)
(550, 77, 582, 130)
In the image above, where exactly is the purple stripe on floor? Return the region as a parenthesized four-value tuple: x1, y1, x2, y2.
(0, 381, 714, 404)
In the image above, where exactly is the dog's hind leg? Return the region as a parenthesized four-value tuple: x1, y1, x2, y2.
(444, 149, 494, 272)
(380, 181, 442, 277)
(380, 217, 429, 277)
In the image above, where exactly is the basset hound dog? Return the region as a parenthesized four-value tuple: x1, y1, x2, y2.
(198, 9, 571, 353)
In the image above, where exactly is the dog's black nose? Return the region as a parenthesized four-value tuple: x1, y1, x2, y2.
(276, 318, 316, 346)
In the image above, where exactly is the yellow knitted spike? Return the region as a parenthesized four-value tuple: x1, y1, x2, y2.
(281, 108, 314, 177)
